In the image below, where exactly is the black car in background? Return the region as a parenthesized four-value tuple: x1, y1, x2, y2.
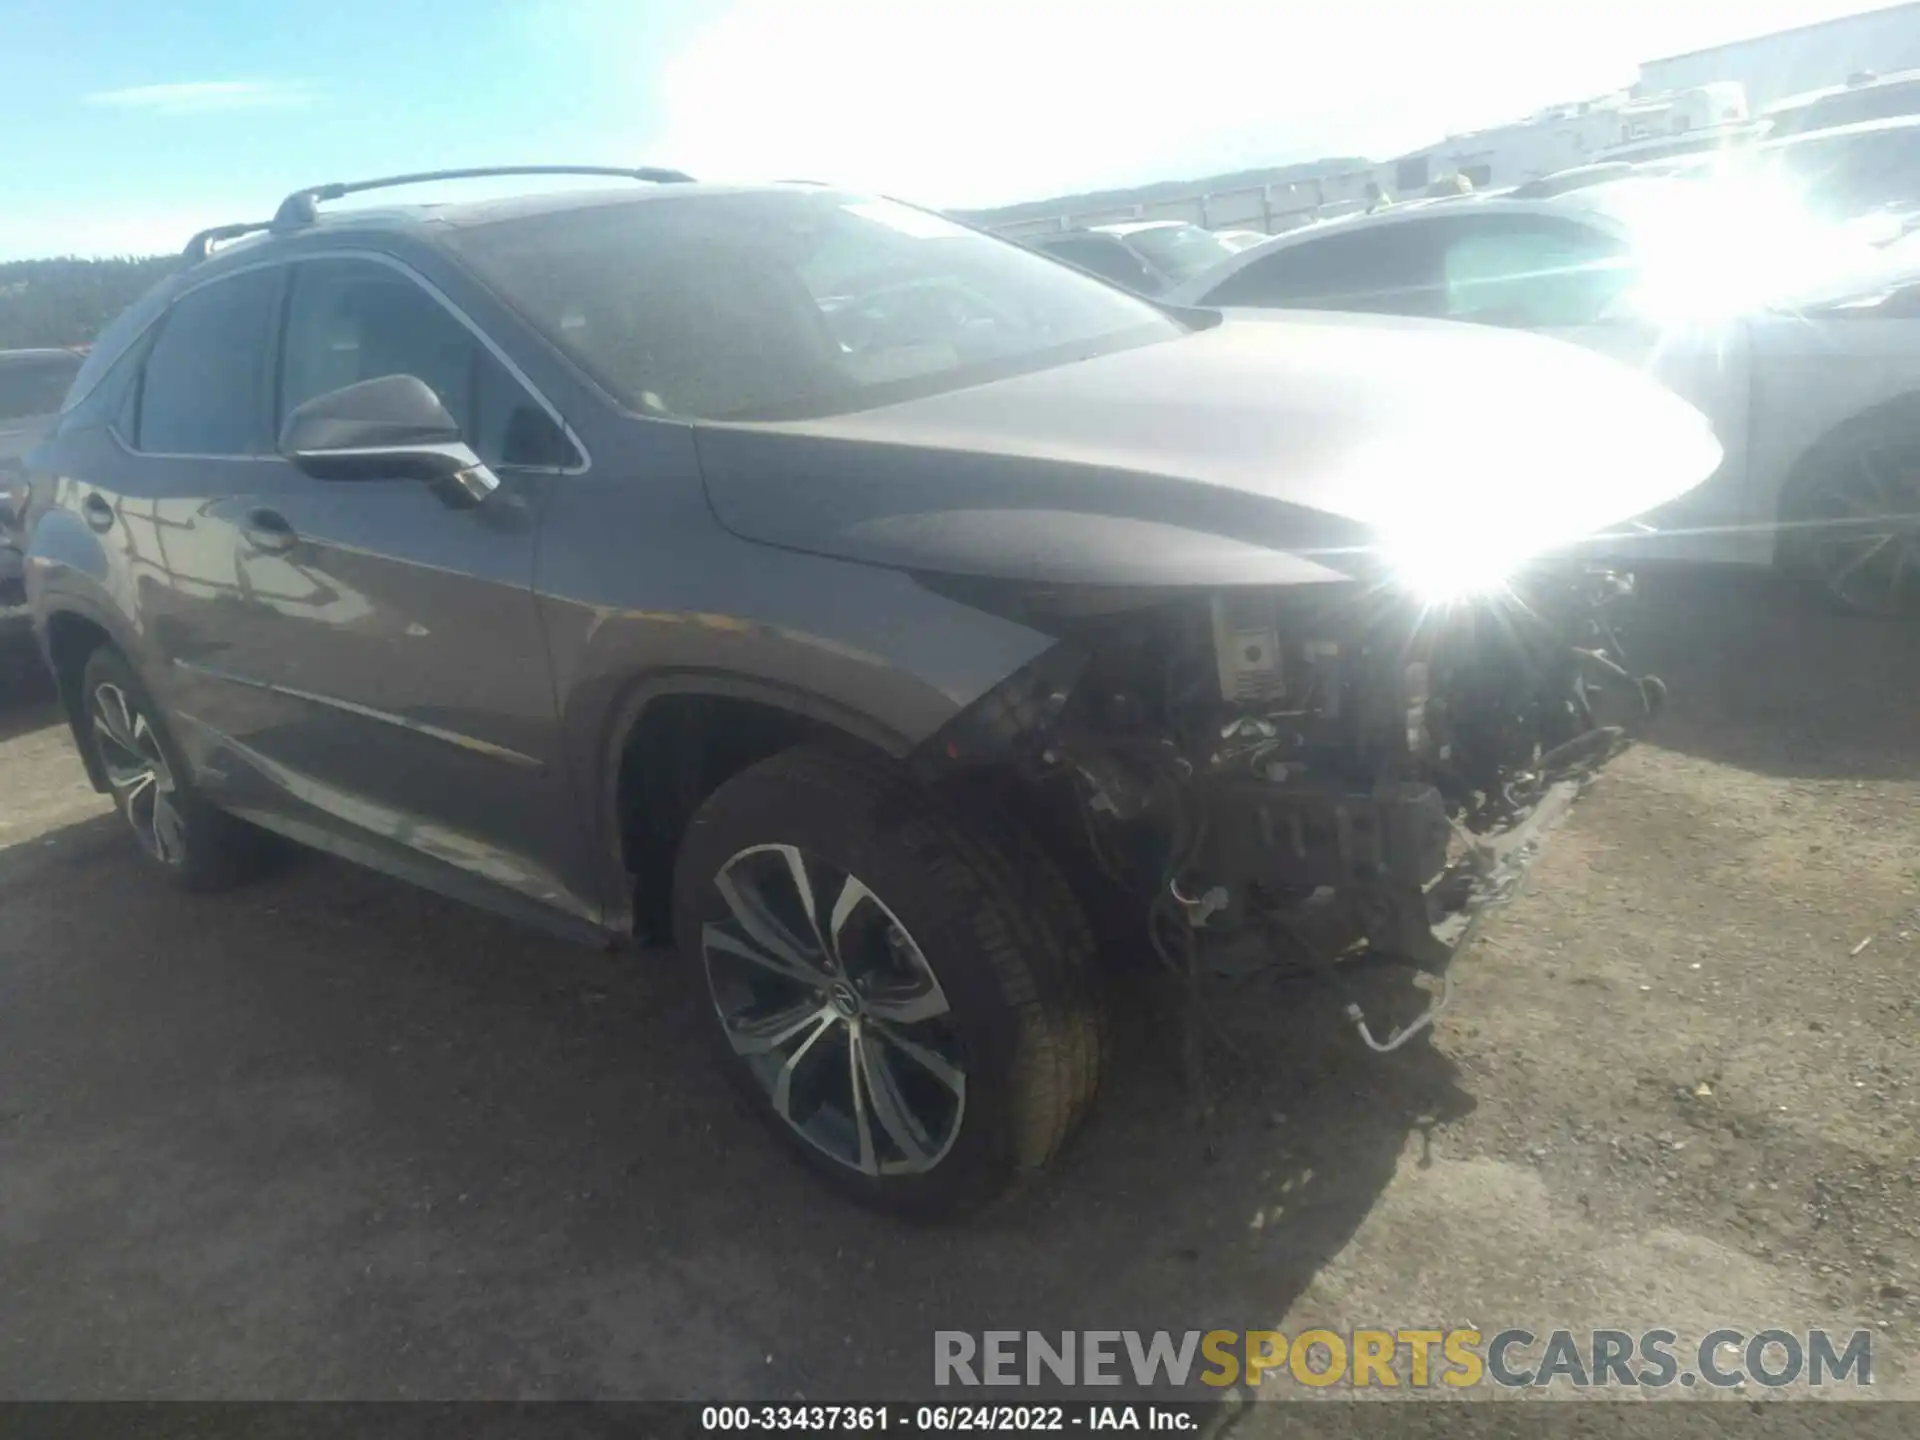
(1764, 68, 1920, 139)
(1024, 220, 1235, 295)
(14, 167, 1719, 1215)
(1, 348, 84, 604)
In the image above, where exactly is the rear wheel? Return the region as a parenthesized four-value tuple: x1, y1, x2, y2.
(672, 746, 1106, 1218)
(80, 646, 267, 891)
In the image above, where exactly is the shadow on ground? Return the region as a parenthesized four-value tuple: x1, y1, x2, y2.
(1620, 566, 1920, 781)
(0, 807, 1469, 1400)
(3, 566, 1900, 1399)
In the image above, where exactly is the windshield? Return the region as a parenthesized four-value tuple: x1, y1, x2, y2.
(1114, 224, 1235, 280)
(446, 191, 1182, 422)
(1566, 175, 1886, 317)
(1661, 128, 1920, 225)
(1769, 82, 1920, 138)
(1772, 128, 1920, 221)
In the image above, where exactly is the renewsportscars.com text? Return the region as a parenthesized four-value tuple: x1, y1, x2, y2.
(934, 1328, 1873, 1390)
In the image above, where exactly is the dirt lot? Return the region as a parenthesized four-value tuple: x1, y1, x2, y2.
(1, 573, 1917, 1409)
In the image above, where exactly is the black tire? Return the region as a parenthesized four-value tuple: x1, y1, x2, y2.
(1778, 412, 1920, 619)
(79, 646, 269, 892)
(672, 746, 1108, 1219)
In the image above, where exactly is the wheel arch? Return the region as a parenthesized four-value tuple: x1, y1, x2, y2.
(36, 600, 128, 794)
(596, 670, 917, 944)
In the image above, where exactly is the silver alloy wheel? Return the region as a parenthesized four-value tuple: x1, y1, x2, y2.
(90, 681, 187, 865)
(1810, 444, 1920, 615)
(701, 843, 966, 1177)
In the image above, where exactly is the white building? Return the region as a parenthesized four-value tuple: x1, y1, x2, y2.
(1382, 83, 1750, 196)
(1639, 1, 1920, 109)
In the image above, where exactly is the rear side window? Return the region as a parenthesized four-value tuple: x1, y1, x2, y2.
(1784, 129, 1920, 220)
(278, 258, 576, 469)
(135, 269, 281, 455)
(59, 336, 147, 436)
(1036, 236, 1164, 293)
(1440, 221, 1631, 327)
(1201, 215, 1630, 328)
(1773, 85, 1920, 138)
(1202, 224, 1449, 315)
(1118, 225, 1234, 282)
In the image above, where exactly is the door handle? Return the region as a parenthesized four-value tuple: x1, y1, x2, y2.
(82, 494, 115, 533)
(243, 508, 299, 554)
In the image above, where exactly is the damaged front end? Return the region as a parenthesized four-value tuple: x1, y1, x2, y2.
(919, 567, 1661, 1053)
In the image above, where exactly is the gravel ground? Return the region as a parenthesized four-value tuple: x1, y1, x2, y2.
(1, 572, 1917, 1413)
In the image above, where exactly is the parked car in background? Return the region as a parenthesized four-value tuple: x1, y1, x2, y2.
(1763, 68, 1920, 139)
(1211, 227, 1270, 252)
(1510, 162, 1639, 199)
(2, 348, 84, 604)
(1025, 220, 1235, 294)
(1699, 115, 1920, 234)
(17, 167, 1719, 1215)
(1590, 123, 1766, 167)
(1168, 178, 1920, 615)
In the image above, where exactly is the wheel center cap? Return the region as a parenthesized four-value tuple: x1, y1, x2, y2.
(828, 980, 861, 1018)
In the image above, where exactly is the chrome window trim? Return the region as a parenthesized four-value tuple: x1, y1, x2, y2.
(113, 247, 592, 475)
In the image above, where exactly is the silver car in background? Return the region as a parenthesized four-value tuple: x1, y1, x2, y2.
(1168, 178, 1920, 615)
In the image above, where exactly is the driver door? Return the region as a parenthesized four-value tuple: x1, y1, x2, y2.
(193, 254, 598, 923)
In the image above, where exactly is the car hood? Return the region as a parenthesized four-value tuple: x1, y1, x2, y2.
(692, 310, 1723, 589)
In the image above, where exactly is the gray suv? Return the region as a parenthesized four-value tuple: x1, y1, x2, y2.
(17, 167, 1720, 1215)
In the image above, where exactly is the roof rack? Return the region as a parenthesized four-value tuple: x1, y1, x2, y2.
(270, 165, 695, 229)
(182, 220, 275, 263)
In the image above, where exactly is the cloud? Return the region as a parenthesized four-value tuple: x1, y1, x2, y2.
(83, 80, 316, 115)
(652, 0, 1644, 209)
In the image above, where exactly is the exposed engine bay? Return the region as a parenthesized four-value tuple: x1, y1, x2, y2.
(927, 568, 1664, 1054)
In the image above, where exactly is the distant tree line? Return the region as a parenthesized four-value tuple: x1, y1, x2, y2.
(0, 256, 182, 351)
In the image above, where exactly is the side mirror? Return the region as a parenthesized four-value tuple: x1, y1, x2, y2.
(279, 375, 499, 504)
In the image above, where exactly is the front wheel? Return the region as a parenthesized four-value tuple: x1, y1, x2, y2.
(80, 646, 268, 891)
(1782, 421, 1920, 618)
(672, 747, 1107, 1219)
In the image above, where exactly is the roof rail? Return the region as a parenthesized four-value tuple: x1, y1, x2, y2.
(182, 220, 275, 263)
(270, 165, 695, 229)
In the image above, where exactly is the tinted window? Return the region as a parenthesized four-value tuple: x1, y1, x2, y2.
(1204, 216, 1630, 327)
(135, 269, 280, 455)
(446, 192, 1180, 421)
(62, 272, 183, 418)
(1440, 220, 1631, 327)
(1116, 224, 1233, 281)
(0, 353, 80, 423)
(1772, 84, 1920, 138)
(1034, 235, 1164, 293)
(1202, 224, 1449, 314)
(278, 258, 576, 468)
(1779, 128, 1920, 219)
(57, 336, 146, 436)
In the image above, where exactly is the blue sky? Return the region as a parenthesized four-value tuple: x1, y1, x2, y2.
(0, 0, 1895, 260)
